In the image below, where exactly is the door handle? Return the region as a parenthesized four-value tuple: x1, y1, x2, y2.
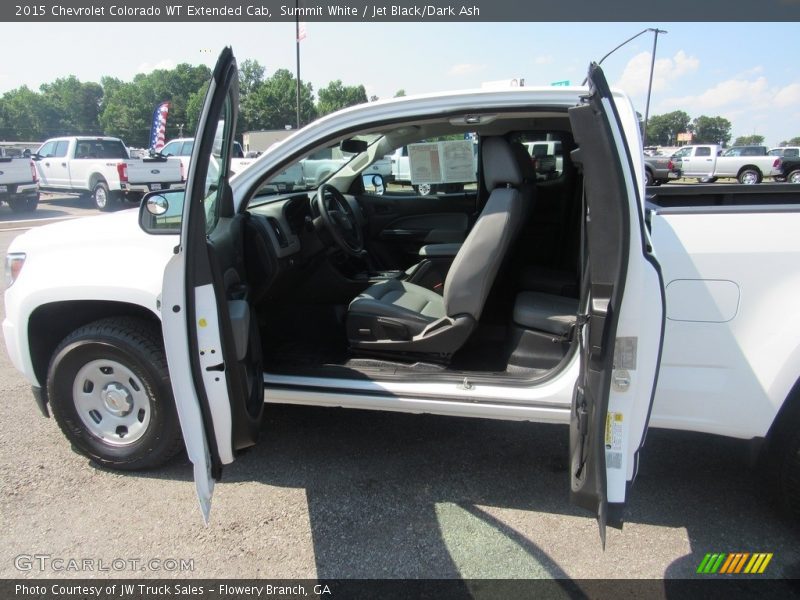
(44, 162, 50, 167)
(61, 162, 67, 167)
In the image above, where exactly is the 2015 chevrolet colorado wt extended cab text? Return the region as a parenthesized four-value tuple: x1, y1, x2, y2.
(4, 50, 800, 540)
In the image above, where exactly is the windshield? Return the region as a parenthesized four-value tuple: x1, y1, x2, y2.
(253, 134, 382, 198)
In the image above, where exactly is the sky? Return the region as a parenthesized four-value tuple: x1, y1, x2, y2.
(1, 21, 798, 146)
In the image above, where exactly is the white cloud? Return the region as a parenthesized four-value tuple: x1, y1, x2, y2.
(774, 83, 800, 107)
(447, 63, 485, 76)
(533, 55, 553, 65)
(136, 59, 177, 74)
(615, 50, 699, 96)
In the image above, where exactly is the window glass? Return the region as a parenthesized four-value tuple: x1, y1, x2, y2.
(181, 140, 194, 156)
(202, 103, 233, 234)
(696, 147, 711, 157)
(161, 141, 180, 156)
(37, 141, 56, 157)
(53, 141, 69, 157)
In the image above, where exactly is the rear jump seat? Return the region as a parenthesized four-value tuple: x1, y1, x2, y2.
(507, 291, 579, 370)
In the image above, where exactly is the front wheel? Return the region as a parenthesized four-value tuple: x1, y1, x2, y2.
(788, 170, 800, 184)
(47, 317, 183, 470)
(644, 170, 653, 186)
(738, 168, 761, 185)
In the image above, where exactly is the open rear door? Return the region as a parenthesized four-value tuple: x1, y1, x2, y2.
(160, 48, 262, 522)
(568, 63, 665, 545)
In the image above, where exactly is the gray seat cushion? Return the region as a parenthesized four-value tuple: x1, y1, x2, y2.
(513, 291, 579, 336)
(349, 279, 446, 336)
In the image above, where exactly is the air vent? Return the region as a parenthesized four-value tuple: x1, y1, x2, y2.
(266, 217, 289, 248)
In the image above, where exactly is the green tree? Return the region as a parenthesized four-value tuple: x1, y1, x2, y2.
(0, 86, 52, 139)
(39, 76, 104, 135)
(779, 137, 800, 146)
(185, 82, 209, 134)
(645, 110, 691, 146)
(242, 68, 316, 130)
(692, 115, 732, 146)
(394, 89, 406, 97)
(239, 59, 266, 98)
(733, 135, 765, 146)
(316, 80, 368, 116)
(100, 63, 211, 147)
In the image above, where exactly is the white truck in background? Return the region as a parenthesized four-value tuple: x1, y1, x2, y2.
(672, 143, 783, 184)
(0, 152, 39, 213)
(161, 137, 305, 191)
(33, 136, 183, 211)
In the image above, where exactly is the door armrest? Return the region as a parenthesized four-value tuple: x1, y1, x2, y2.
(418, 243, 462, 258)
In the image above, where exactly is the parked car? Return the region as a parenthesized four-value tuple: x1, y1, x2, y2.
(643, 154, 681, 186)
(769, 148, 800, 183)
(0, 154, 39, 212)
(6, 52, 800, 536)
(32, 136, 183, 210)
(671, 144, 782, 184)
(161, 137, 304, 190)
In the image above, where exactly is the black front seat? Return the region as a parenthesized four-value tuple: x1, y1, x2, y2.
(346, 136, 531, 355)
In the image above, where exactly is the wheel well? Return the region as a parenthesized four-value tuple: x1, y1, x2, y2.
(737, 165, 762, 176)
(28, 300, 160, 389)
(88, 174, 107, 190)
(765, 376, 800, 449)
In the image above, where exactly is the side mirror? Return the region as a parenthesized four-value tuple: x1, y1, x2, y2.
(341, 139, 368, 154)
(30, 153, 41, 161)
(362, 174, 385, 195)
(139, 189, 185, 235)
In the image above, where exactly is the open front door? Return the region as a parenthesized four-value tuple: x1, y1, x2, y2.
(161, 48, 262, 522)
(568, 63, 665, 545)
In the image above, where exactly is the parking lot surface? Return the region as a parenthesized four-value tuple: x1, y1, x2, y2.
(0, 194, 798, 581)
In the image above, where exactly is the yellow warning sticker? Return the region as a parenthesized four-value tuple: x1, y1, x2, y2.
(198, 318, 208, 328)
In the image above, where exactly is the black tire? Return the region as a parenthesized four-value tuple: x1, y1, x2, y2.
(8, 193, 38, 213)
(644, 169, 653, 186)
(91, 180, 114, 211)
(765, 404, 800, 524)
(788, 170, 800, 185)
(47, 317, 183, 471)
(738, 168, 761, 185)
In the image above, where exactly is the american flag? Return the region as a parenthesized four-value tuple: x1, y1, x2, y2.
(149, 101, 170, 152)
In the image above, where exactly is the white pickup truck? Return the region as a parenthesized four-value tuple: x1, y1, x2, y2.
(0, 152, 39, 213)
(33, 136, 183, 211)
(4, 50, 800, 539)
(672, 143, 783, 184)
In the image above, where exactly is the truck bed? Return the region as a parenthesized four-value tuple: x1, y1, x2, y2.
(647, 184, 800, 438)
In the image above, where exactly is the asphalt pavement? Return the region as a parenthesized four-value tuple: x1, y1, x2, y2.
(0, 194, 798, 582)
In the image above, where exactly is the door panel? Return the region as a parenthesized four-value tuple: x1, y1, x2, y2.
(357, 191, 476, 269)
(160, 47, 260, 522)
(568, 63, 665, 545)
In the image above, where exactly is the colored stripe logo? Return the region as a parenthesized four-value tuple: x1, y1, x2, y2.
(697, 552, 773, 574)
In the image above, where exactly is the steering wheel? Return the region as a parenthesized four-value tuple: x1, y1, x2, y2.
(314, 184, 364, 256)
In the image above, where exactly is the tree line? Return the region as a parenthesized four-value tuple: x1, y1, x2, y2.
(646, 110, 800, 148)
(0, 59, 405, 148)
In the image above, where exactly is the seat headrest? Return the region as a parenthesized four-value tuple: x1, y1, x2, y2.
(510, 142, 537, 182)
(482, 137, 524, 190)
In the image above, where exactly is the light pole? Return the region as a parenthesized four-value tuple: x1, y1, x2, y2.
(587, 28, 668, 147)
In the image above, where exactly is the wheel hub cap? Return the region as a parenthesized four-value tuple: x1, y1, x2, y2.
(101, 383, 133, 417)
